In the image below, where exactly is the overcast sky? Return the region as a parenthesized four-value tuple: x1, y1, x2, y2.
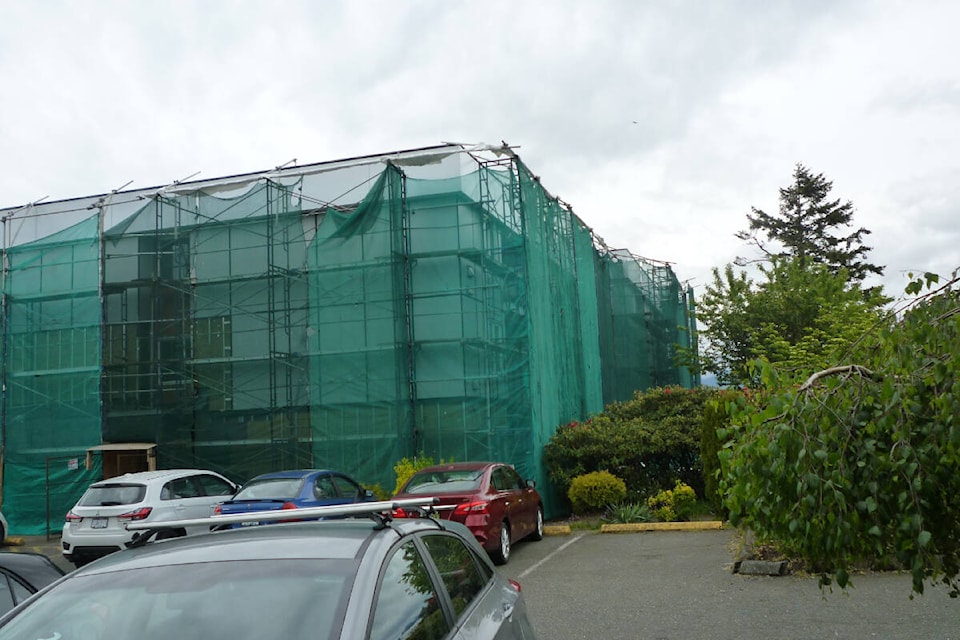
(1, 1, 957, 300)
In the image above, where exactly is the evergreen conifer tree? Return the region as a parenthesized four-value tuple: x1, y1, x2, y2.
(736, 163, 883, 283)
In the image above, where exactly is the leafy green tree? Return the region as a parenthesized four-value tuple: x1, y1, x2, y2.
(693, 265, 755, 386)
(695, 257, 885, 386)
(688, 165, 889, 386)
(737, 163, 883, 283)
(700, 389, 739, 516)
(721, 273, 960, 596)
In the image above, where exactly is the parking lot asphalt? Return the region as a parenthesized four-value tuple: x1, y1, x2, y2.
(506, 528, 960, 640)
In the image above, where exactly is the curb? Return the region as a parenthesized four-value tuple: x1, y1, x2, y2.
(600, 521, 724, 533)
(543, 524, 572, 536)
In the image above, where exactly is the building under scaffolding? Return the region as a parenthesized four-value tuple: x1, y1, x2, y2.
(0, 143, 698, 534)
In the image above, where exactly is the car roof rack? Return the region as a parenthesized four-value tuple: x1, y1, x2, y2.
(124, 497, 441, 548)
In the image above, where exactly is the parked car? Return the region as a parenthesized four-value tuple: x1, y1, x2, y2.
(392, 461, 544, 565)
(214, 469, 375, 522)
(0, 500, 539, 639)
(61, 468, 238, 567)
(0, 552, 65, 615)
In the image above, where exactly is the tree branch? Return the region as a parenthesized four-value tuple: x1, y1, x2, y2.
(799, 365, 878, 393)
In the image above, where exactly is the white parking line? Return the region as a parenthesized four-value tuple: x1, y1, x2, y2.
(517, 533, 586, 579)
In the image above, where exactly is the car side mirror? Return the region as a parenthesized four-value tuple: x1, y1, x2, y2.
(363, 489, 375, 499)
(525, 479, 536, 488)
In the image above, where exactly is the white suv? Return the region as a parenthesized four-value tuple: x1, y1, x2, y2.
(61, 469, 237, 567)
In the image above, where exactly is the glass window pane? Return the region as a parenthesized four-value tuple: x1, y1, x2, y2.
(0, 559, 350, 640)
(422, 535, 490, 617)
(10, 579, 31, 605)
(331, 475, 362, 499)
(370, 542, 448, 640)
(195, 474, 235, 496)
(0, 576, 16, 614)
(314, 476, 336, 499)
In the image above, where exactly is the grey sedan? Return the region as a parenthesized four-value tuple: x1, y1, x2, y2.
(0, 501, 537, 639)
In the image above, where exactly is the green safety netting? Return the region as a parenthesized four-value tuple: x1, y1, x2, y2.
(0, 145, 698, 534)
(2, 215, 104, 535)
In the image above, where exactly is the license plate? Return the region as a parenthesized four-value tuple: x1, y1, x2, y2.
(91, 517, 108, 529)
(240, 521, 260, 527)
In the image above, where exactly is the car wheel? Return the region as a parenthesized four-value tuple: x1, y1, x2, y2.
(530, 506, 544, 541)
(491, 521, 511, 565)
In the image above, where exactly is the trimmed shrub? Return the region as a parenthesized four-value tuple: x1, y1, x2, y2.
(567, 471, 627, 515)
(647, 480, 698, 521)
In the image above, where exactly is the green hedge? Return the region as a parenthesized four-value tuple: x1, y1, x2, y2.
(545, 386, 718, 502)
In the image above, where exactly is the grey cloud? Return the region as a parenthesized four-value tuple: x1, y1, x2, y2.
(874, 81, 960, 115)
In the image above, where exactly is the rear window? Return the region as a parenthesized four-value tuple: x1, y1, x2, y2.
(403, 470, 484, 494)
(234, 478, 304, 500)
(78, 484, 146, 507)
(0, 558, 353, 640)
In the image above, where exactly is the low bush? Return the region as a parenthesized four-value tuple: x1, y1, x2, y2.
(647, 480, 698, 522)
(567, 470, 627, 515)
(602, 501, 654, 524)
(392, 456, 452, 495)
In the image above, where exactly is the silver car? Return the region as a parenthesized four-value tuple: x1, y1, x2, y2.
(5, 501, 538, 639)
(61, 469, 237, 567)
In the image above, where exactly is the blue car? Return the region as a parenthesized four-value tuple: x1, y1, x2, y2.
(215, 469, 375, 521)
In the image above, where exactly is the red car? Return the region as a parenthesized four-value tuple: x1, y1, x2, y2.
(392, 461, 544, 564)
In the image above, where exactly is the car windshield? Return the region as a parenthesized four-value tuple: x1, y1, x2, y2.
(404, 470, 484, 494)
(0, 559, 354, 640)
(233, 478, 304, 500)
(78, 484, 147, 507)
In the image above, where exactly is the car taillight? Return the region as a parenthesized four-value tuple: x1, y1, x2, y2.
(509, 579, 522, 593)
(65, 511, 82, 523)
(213, 504, 222, 514)
(453, 501, 489, 516)
(281, 502, 299, 510)
(117, 507, 152, 521)
(392, 507, 410, 518)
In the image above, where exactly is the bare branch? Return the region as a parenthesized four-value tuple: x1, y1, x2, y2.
(799, 365, 879, 393)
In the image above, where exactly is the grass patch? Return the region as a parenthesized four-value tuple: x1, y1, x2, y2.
(548, 512, 604, 531)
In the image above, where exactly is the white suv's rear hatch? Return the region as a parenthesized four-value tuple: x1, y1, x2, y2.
(70, 482, 149, 530)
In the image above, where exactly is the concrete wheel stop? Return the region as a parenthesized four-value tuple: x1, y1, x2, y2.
(733, 559, 787, 576)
